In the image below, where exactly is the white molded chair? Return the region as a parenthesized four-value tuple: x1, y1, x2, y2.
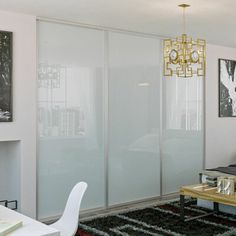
(50, 182, 87, 236)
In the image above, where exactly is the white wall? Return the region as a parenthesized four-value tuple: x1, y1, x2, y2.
(0, 10, 36, 217)
(205, 44, 236, 168)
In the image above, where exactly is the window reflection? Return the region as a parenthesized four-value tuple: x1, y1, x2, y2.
(38, 63, 98, 140)
(164, 76, 203, 131)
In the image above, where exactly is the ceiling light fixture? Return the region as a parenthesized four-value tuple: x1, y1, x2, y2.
(163, 4, 206, 78)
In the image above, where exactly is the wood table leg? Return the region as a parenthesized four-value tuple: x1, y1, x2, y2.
(181, 200, 220, 222)
(180, 194, 185, 221)
(214, 202, 219, 213)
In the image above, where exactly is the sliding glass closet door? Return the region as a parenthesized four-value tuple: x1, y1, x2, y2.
(38, 20, 203, 219)
(108, 32, 161, 205)
(37, 21, 105, 219)
(162, 76, 204, 194)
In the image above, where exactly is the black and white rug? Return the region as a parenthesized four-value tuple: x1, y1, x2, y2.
(77, 200, 236, 236)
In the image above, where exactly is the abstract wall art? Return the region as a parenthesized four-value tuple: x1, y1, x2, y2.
(0, 31, 12, 122)
(219, 58, 236, 117)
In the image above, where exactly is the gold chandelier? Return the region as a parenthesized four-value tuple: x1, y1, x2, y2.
(163, 4, 206, 78)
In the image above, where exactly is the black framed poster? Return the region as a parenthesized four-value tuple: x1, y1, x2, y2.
(219, 58, 236, 117)
(0, 30, 12, 122)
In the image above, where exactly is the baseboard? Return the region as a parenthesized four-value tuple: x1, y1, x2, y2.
(40, 192, 179, 224)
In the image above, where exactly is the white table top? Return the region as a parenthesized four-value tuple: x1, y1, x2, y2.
(0, 206, 60, 236)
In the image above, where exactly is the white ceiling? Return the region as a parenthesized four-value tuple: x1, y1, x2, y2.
(0, 0, 235, 47)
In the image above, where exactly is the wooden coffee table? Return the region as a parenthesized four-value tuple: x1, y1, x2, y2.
(180, 184, 236, 221)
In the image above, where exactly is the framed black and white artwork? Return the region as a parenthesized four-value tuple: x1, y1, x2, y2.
(219, 58, 236, 117)
(0, 30, 12, 122)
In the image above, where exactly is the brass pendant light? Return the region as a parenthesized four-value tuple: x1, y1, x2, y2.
(163, 4, 206, 78)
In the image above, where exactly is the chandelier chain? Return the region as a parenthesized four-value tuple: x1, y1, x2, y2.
(183, 6, 186, 34)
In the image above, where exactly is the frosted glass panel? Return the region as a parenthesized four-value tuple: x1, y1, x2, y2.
(37, 21, 204, 218)
(108, 32, 161, 205)
(162, 76, 204, 194)
(37, 21, 105, 219)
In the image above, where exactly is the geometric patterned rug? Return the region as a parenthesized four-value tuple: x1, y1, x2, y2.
(77, 200, 236, 236)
